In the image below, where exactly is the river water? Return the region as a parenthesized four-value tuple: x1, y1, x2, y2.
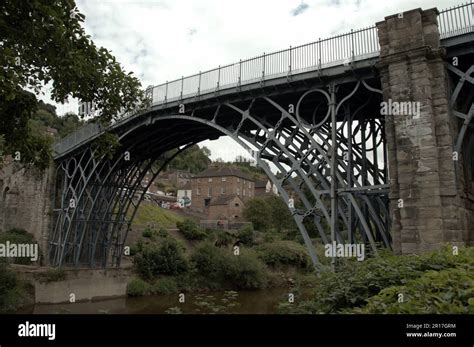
(21, 288, 309, 314)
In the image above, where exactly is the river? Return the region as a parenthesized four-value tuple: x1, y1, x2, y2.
(19, 288, 310, 314)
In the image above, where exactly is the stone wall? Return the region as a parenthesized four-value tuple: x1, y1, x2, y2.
(376, 8, 474, 254)
(0, 162, 55, 264)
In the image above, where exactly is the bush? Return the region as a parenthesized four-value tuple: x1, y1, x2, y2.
(127, 278, 150, 296)
(177, 219, 208, 240)
(280, 245, 474, 314)
(0, 228, 38, 265)
(225, 251, 268, 289)
(191, 243, 267, 290)
(142, 228, 154, 238)
(151, 277, 179, 294)
(351, 266, 474, 314)
(256, 240, 311, 269)
(212, 231, 234, 248)
(134, 239, 188, 279)
(237, 225, 254, 245)
(0, 264, 33, 312)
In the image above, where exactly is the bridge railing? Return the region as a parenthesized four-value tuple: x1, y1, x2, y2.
(439, 2, 474, 39)
(147, 25, 380, 106)
(54, 2, 473, 156)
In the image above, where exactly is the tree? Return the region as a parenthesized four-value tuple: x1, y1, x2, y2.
(243, 197, 273, 231)
(0, 1, 146, 169)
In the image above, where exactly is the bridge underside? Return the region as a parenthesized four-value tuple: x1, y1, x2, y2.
(49, 72, 393, 270)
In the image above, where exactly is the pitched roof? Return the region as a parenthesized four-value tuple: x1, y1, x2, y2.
(193, 166, 254, 181)
(255, 180, 267, 188)
(209, 194, 243, 206)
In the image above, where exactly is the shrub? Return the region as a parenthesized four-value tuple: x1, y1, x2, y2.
(213, 231, 234, 248)
(151, 277, 179, 294)
(280, 245, 474, 314)
(157, 228, 168, 238)
(0, 264, 33, 312)
(191, 243, 267, 290)
(177, 219, 208, 240)
(225, 251, 268, 289)
(134, 239, 188, 279)
(127, 278, 150, 296)
(142, 228, 154, 238)
(351, 267, 474, 314)
(256, 240, 311, 269)
(237, 225, 254, 245)
(0, 228, 38, 265)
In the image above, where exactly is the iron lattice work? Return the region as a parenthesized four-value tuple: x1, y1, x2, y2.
(446, 61, 474, 191)
(50, 77, 391, 270)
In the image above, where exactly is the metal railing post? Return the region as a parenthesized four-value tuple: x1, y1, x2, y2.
(197, 71, 201, 96)
(238, 59, 242, 87)
(351, 29, 355, 63)
(288, 46, 292, 76)
(164, 81, 168, 106)
(216, 65, 220, 92)
(180, 76, 184, 100)
(261, 52, 266, 83)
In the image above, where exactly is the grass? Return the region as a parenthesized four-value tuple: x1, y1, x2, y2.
(130, 202, 184, 229)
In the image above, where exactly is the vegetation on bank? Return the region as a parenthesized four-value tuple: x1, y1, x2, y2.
(127, 218, 315, 296)
(0, 228, 39, 265)
(130, 203, 184, 229)
(278, 245, 474, 314)
(0, 264, 34, 313)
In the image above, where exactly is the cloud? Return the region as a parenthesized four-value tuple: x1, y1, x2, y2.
(291, 2, 309, 16)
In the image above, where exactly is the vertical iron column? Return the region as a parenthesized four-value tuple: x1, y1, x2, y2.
(329, 83, 337, 271)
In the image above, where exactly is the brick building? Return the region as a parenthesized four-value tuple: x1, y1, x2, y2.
(190, 166, 255, 216)
(207, 195, 245, 220)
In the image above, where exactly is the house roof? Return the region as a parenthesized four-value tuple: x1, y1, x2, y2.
(209, 194, 243, 206)
(193, 166, 254, 181)
(255, 180, 267, 188)
(179, 182, 192, 190)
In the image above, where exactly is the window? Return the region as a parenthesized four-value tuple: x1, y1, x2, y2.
(208, 187, 212, 197)
(204, 198, 211, 207)
(249, 182, 251, 188)
(221, 187, 225, 194)
(197, 178, 200, 183)
(208, 178, 213, 182)
(235, 203, 239, 207)
(221, 177, 226, 182)
(235, 215, 239, 219)
(243, 189, 246, 196)
(196, 188, 201, 195)
(236, 188, 240, 195)
(237, 177, 240, 183)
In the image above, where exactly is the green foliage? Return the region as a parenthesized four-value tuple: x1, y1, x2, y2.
(191, 243, 267, 290)
(161, 144, 211, 174)
(0, 228, 38, 265)
(91, 132, 121, 160)
(133, 239, 188, 279)
(176, 219, 208, 240)
(142, 228, 154, 238)
(150, 277, 179, 295)
(280, 246, 474, 314)
(127, 278, 150, 296)
(237, 224, 254, 245)
(243, 196, 295, 232)
(351, 267, 474, 314)
(0, 264, 33, 312)
(256, 241, 311, 269)
(130, 202, 184, 229)
(243, 197, 273, 231)
(1, 0, 145, 169)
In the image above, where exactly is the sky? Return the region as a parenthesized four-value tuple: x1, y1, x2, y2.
(43, 0, 465, 161)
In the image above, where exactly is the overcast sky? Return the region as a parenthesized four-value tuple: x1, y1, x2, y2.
(44, 0, 464, 161)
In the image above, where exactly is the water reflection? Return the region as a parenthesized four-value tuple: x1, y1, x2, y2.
(23, 288, 307, 314)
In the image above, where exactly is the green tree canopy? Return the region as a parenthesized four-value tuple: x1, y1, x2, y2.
(1, 0, 146, 169)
